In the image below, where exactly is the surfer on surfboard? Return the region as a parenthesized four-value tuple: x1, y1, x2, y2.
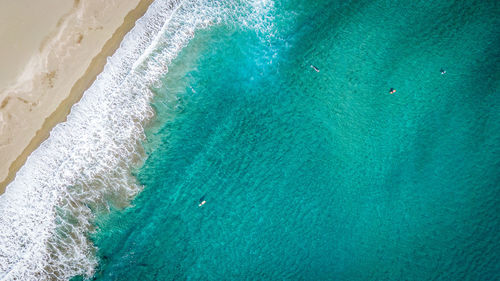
(198, 195, 206, 207)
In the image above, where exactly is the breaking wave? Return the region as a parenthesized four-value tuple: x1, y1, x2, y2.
(0, 0, 275, 280)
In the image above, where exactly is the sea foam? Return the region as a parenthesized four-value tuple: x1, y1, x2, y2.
(0, 0, 274, 280)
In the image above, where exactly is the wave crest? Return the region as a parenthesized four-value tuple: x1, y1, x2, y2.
(0, 0, 275, 280)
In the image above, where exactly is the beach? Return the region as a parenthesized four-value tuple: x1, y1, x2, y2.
(0, 0, 153, 193)
(0, 0, 498, 280)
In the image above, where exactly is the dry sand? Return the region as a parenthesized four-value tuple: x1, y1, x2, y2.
(0, 0, 154, 193)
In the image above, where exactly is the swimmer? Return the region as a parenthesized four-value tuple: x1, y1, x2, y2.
(198, 195, 206, 207)
(440, 68, 446, 75)
(389, 88, 396, 94)
(310, 65, 320, 72)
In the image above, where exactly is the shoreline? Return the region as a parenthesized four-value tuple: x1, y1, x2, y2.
(0, 0, 154, 194)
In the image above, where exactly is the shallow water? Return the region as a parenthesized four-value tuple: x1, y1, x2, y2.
(0, 0, 497, 280)
(86, 0, 500, 280)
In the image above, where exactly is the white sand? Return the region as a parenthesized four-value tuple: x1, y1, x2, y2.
(0, 0, 154, 193)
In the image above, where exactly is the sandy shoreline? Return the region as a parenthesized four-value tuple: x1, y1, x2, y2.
(0, 0, 154, 193)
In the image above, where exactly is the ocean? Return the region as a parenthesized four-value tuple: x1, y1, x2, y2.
(1, 0, 499, 280)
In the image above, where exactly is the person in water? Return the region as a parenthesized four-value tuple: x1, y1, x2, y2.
(310, 65, 320, 72)
(440, 68, 446, 75)
(198, 195, 206, 207)
(389, 88, 396, 94)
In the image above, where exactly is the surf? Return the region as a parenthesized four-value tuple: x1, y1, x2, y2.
(0, 0, 274, 279)
(0, 0, 276, 279)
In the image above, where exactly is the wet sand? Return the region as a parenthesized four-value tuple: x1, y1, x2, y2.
(0, 0, 154, 193)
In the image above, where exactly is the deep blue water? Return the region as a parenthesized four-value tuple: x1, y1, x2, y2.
(87, 0, 499, 280)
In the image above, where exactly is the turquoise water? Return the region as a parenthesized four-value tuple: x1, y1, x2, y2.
(87, 0, 499, 280)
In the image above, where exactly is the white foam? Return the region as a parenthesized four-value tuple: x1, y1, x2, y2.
(0, 0, 275, 280)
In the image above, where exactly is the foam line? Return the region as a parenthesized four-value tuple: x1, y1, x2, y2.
(0, 0, 275, 280)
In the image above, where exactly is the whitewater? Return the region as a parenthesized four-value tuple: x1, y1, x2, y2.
(0, 0, 274, 280)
